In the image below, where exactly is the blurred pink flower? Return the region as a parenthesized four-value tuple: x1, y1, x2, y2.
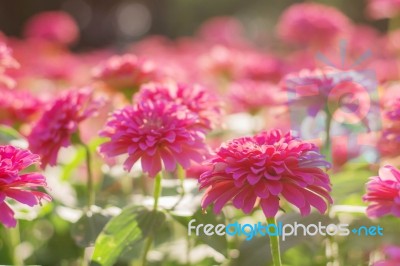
(92, 54, 160, 91)
(200, 130, 332, 217)
(228, 80, 284, 114)
(363, 165, 400, 218)
(378, 128, 400, 157)
(331, 135, 364, 171)
(199, 45, 242, 81)
(28, 88, 103, 168)
(283, 68, 371, 123)
(10, 40, 80, 82)
(277, 3, 351, 48)
(0, 42, 19, 88)
(0, 145, 51, 228)
(197, 16, 247, 47)
(367, 0, 400, 19)
(385, 97, 400, 120)
(240, 53, 287, 83)
(374, 245, 400, 266)
(0, 88, 43, 125)
(134, 82, 223, 130)
(24, 11, 79, 45)
(99, 100, 208, 177)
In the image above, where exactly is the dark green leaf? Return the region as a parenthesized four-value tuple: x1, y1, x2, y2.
(170, 207, 228, 257)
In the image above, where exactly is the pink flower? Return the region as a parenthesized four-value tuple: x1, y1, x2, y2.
(24, 11, 79, 45)
(196, 16, 246, 47)
(0, 145, 51, 228)
(378, 128, 400, 157)
(283, 68, 371, 122)
(363, 165, 400, 218)
(277, 3, 351, 48)
(134, 82, 222, 130)
(374, 245, 400, 266)
(367, 0, 400, 19)
(0, 42, 19, 88)
(240, 54, 287, 83)
(99, 100, 208, 177)
(92, 54, 160, 91)
(0, 88, 43, 125)
(199, 130, 332, 217)
(228, 80, 284, 114)
(385, 97, 400, 121)
(28, 88, 103, 168)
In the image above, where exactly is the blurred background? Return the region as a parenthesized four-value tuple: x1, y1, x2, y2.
(0, 0, 388, 50)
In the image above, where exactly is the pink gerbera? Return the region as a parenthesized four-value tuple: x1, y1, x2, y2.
(134, 82, 222, 130)
(99, 100, 208, 177)
(277, 3, 351, 48)
(200, 130, 332, 217)
(28, 88, 103, 168)
(0, 145, 51, 227)
(92, 54, 160, 91)
(363, 165, 400, 218)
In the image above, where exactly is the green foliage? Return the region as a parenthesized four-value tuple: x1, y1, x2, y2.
(91, 206, 166, 266)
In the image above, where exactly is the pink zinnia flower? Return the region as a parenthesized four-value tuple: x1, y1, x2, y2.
(99, 100, 208, 177)
(283, 68, 371, 122)
(0, 145, 51, 227)
(277, 3, 351, 48)
(197, 16, 246, 47)
(23, 11, 79, 45)
(367, 0, 400, 19)
(92, 54, 160, 91)
(200, 130, 332, 217)
(228, 80, 284, 114)
(0, 43, 19, 88)
(134, 82, 222, 130)
(385, 97, 400, 121)
(0, 88, 43, 125)
(374, 245, 400, 266)
(363, 165, 400, 218)
(28, 88, 103, 168)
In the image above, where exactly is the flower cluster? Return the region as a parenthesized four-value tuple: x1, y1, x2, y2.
(200, 130, 332, 217)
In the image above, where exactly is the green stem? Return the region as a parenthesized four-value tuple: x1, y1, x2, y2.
(152, 172, 162, 212)
(267, 217, 282, 266)
(177, 165, 185, 196)
(82, 143, 95, 207)
(141, 172, 163, 266)
(323, 109, 333, 163)
(6, 225, 23, 266)
(141, 236, 153, 266)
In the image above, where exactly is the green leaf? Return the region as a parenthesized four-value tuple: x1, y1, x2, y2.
(90, 206, 166, 266)
(71, 211, 111, 248)
(170, 207, 228, 257)
(331, 163, 373, 204)
(0, 125, 23, 144)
